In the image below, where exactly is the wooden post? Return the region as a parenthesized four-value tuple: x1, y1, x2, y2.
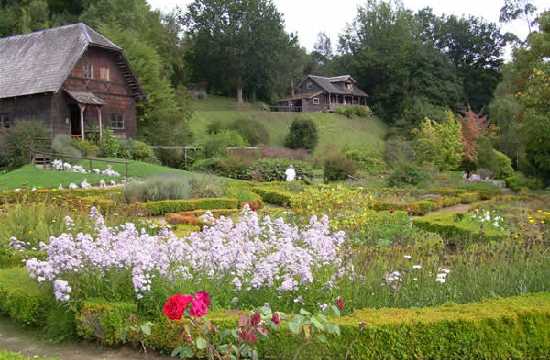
(97, 106, 103, 141)
(79, 104, 86, 140)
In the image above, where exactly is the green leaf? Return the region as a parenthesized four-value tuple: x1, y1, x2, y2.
(331, 305, 341, 317)
(140, 322, 152, 337)
(317, 334, 328, 344)
(171, 345, 193, 359)
(299, 308, 311, 316)
(195, 336, 208, 350)
(288, 319, 302, 335)
(311, 316, 325, 331)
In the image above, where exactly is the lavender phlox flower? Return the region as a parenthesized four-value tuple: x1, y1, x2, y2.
(53, 279, 71, 302)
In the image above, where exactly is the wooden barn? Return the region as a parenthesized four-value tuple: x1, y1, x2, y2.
(0, 23, 144, 140)
(275, 75, 368, 112)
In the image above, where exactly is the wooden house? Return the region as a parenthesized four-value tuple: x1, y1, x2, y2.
(0, 23, 144, 140)
(275, 75, 368, 112)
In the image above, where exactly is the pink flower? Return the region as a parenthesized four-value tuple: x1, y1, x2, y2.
(336, 297, 345, 312)
(195, 291, 211, 306)
(189, 297, 209, 318)
(250, 312, 261, 327)
(271, 312, 281, 326)
(163, 294, 193, 321)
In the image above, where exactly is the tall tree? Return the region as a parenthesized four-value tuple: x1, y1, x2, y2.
(500, 0, 538, 34)
(182, 0, 301, 103)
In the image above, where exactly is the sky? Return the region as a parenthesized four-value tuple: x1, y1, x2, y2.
(147, 0, 548, 53)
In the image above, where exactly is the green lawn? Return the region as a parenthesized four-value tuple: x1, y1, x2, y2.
(190, 109, 387, 157)
(0, 350, 56, 360)
(0, 160, 198, 191)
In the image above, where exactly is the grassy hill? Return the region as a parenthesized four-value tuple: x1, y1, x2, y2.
(0, 160, 197, 192)
(190, 96, 387, 157)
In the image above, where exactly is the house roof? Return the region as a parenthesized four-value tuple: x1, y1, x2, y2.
(0, 23, 143, 100)
(307, 75, 368, 97)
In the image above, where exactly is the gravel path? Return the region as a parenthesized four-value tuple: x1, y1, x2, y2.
(0, 317, 169, 360)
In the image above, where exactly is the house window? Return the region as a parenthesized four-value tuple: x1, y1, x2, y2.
(99, 66, 110, 81)
(110, 113, 125, 129)
(83, 63, 94, 79)
(0, 114, 10, 128)
(306, 80, 313, 90)
(346, 82, 353, 90)
(312, 97, 320, 105)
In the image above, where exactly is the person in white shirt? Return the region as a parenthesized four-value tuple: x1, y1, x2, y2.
(285, 165, 296, 182)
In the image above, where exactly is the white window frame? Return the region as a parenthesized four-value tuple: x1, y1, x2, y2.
(312, 97, 320, 105)
(110, 113, 125, 130)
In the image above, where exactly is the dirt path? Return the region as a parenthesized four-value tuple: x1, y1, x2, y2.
(0, 317, 169, 360)
(428, 203, 473, 215)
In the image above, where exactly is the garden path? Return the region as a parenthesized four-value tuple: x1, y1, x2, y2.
(0, 317, 169, 360)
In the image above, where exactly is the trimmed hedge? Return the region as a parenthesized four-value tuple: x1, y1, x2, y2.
(413, 212, 509, 246)
(74, 293, 550, 359)
(141, 198, 239, 216)
(252, 187, 293, 207)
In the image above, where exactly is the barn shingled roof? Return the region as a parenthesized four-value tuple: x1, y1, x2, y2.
(0, 23, 142, 100)
(308, 75, 368, 97)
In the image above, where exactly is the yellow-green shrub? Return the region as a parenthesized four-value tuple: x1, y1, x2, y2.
(142, 198, 239, 216)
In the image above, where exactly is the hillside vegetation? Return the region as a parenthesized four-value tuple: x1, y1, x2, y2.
(190, 96, 387, 157)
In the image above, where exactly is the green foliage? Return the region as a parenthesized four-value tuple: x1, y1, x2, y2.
(413, 212, 509, 247)
(228, 118, 270, 146)
(284, 118, 318, 151)
(99, 129, 122, 158)
(203, 130, 248, 158)
(505, 172, 545, 192)
(249, 159, 313, 182)
(71, 139, 99, 158)
(388, 163, 429, 187)
(0, 121, 49, 169)
(384, 136, 415, 166)
(344, 148, 386, 173)
(51, 135, 81, 159)
(414, 113, 464, 170)
(124, 139, 157, 163)
(334, 106, 372, 119)
(477, 146, 514, 179)
(252, 187, 294, 207)
(323, 154, 357, 182)
(123, 176, 192, 203)
(141, 198, 239, 216)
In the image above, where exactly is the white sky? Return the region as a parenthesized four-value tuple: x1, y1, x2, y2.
(147, 0, 549, 52)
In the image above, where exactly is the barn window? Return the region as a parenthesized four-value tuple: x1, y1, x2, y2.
(100, 66, 110, 81)
(83, 63, 94, 79)
(110, 113, 125, 129)
(0, 114, 10, 128)
(312, 97, 320, 105)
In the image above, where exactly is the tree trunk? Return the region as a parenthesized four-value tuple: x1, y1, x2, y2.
(236, 85, 243, 103)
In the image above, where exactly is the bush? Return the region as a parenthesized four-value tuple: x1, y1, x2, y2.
(324, 153, 357, 182)
(477, 145, 514, 180)
(71, 139, 99, 157)
(77, 300, 137, 346)
(334, 105, 371, 118)
(384, 136, 415, 166)
(123, 176, 192, 203)
(0, 121, 50, 168)
(126, 139, 157, 163)
(388, 164, 429, 187)
(505, 172, 545, 192)
(189, 175, 225, 198)
(99, 129, 122, 158)
(203, 130, 248, 158)
(252, 187, 293, 207)
(344, 148, 386, 173)
(52, 135, 82, 158)
(229, 118, 270, 146)
(249, 159, 313, 182)
(284, 118, 318, 151)
(141, 198, 239, 216)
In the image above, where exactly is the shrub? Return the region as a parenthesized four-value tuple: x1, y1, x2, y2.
(126, 139, 157, 163)
(142, 198, 239, 216)
(1, 120, 50, 168)
(505, 172, 545, 192)
(252, 187, 293, 207)
(99, 129, 122, 158)
(229, 118, 270, 146)
(334, 105, 371, 118)
(123, 176, 192, 203)
(384, 136, 415, 166)
(324, 153, 357, 182)
(52, 135, 82, 158)
(344, 148, 386, 173)
(215, 157, 251, 179)
(71, 139, 99, 157)
(249, 159, 313, 182)
(284, 118, 318, 151)
(388, 164, 429, 187)
(260, 147, 310, 161)
(189, 175, 225, 198)
(203, 130, 248, 158)
(206, 120, 224, 135)
(478, 148, 514, 180)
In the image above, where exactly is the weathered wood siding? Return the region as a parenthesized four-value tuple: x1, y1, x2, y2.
(296, 78, 323, 95)
(0, 94, 52, 132)
(63, 47, 137, 138)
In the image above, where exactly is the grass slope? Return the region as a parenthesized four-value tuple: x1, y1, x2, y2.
(190, 97, 387, 156)
(0, 160, 196, 191)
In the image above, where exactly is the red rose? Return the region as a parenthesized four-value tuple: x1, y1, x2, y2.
(238, 329, 257, 344)
(336, 297, 345, 311)
(189, 298, 209, 318)
(250, 312, 261, 327)
(271, 312, 281, 326)
(195, 291, 211, 306)
(163, 294, 193, 321)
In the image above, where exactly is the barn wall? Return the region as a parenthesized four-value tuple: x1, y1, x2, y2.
(0, 94, 54, 133)
(64, 46, 137, 138)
